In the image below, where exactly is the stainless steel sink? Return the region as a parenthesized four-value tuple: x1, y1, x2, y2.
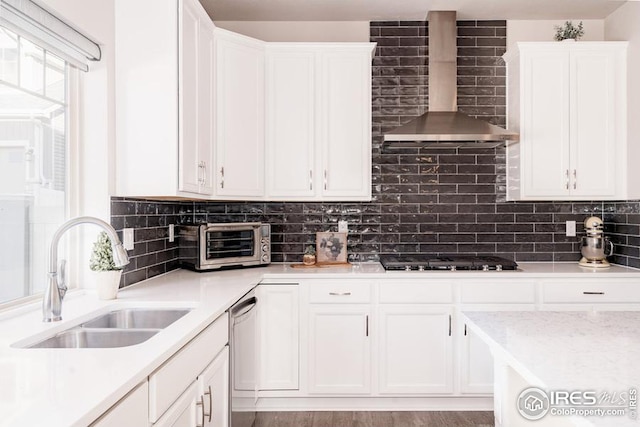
(20, 307, 193, 349)
(27, 328, 159, 349)
(80, 308, 191, 329)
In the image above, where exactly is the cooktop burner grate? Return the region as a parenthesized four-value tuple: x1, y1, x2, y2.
(379, 255, 518, 271)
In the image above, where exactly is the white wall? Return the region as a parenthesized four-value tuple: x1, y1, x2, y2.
(506, 20, 604, 52)
(214, 21, 370, 42)
(605, 2, 640, 199)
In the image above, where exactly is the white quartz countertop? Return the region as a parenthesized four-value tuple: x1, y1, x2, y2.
(463, 311, 640, 427)
(1, 261, 640, 426)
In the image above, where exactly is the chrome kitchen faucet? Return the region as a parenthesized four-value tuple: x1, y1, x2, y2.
(43, 216, 130, 322)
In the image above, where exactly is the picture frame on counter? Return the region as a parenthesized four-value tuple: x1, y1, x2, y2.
(316, 232, 347, 264)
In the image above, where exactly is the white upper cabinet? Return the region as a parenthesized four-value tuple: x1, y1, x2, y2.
(505, 42, 628, 201)
(115, 0, 215, 197)
(265, 44, 375, 201)
(214, 29, 266, 198)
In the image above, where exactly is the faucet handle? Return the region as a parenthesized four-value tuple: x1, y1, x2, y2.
(57, 259, 68, 300)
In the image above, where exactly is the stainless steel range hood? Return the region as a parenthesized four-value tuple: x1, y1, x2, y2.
(383, 11, 519, 146)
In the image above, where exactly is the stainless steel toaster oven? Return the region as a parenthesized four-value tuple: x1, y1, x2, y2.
(178, 222, 271, 271)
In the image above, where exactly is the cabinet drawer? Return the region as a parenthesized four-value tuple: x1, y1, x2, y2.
(307, 281, 371, 303)
(461, 281, 536, 304)
(542, 281, 640, 303)
(149, 313, 229, 422)
(379, 281, 454, 303)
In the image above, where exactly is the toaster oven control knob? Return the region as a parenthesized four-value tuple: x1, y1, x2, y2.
(262, 254, 269, 262)
(482, 264, 490, 271)
(262, 244, 269, 253)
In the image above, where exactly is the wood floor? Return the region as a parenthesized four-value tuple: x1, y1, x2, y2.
(255, 411, 495, 427)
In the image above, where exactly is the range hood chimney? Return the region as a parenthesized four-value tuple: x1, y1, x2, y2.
(383, 11, 519, 146)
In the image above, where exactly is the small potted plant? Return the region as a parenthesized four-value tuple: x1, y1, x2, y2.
(303, 245, 316, 265)
(90, 231, 123, 299)
(554, 21, 584, 42)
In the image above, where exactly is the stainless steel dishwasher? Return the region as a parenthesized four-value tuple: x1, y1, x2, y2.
(229, 289, 258, 427)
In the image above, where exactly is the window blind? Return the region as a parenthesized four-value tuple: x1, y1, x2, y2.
(0, 0, 101, 71)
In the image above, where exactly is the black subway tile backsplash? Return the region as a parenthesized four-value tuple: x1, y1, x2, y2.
(110, 20, 640, 288)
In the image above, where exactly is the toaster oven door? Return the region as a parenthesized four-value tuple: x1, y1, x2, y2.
(200, 224, 261, 267)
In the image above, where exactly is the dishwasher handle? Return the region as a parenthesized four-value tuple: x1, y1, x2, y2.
(230, 296, 257, 317)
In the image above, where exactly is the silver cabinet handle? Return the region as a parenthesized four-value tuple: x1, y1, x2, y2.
(448, 314, 452, 337)
(196, 395, 205, 427)
(205, 385, 212, 422)
(309, 170, 313, 191)
(565, 169, 569, 190)
(573, 169, 577, 190)
(220, 166, 224, 189)
(329, 292, 351, 296)
(323, 169, 328, 191)
(464, 323, 467, 336)
(583, 291, 605, 295)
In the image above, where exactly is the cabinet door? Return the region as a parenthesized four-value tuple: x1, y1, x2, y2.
(215, 31, 265, 198)
(569, 49, 617, 198)
(460, 325, 493, 395)
(198, 346, 229, 427)
(91, 382, 149, 427)
(308, 304, 371, 394)
(178, 0, 214, 195)
(265, 49, 316, 198)
(318, 50, 371, 200)
(378, 306, 453, 394)
(178, 0, 202, 194)
(521, 49, 571, 198)
(258, 284, 299, 390)
(197, 16, 215, 195)
(154, 382, 199, 427)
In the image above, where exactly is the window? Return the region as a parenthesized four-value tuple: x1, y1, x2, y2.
(0, 26, 70, 305)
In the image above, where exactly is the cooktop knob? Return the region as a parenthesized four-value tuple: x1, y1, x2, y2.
(405, 265, 412, 271)
(449, 265, 456, 271)
(418, 265, 425, 271)
(496, 264, 503, 271)
(482, 265, 490, 271)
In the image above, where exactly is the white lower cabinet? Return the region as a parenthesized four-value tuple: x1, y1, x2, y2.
(458, 281, 537, 395)
(154, 382, 199, 427)
(378, 305, 453, 394)
(198, 346, 230, 427)
(150, 313, 229, 425)
(258, 284, 299, 390)
(91, 382, 149, 427)
(308, 304, 371, 394)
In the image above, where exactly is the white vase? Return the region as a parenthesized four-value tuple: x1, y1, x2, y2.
(93, 270, 122, 300)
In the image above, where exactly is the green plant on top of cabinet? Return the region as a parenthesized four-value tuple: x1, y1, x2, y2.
(505, 42, 629, 201)
(265, 44, 375, 201)
(115, 0, 214, 197)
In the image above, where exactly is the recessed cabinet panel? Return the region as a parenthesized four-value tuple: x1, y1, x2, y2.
(215, 30, 265, 198)
(570, 50, 616, 197)
(378, 306, 453, 394)
(320, 51, 372, 199)
(308, 305, 371, 394)
(266, 50, 316, 198)
(521, 51, 570, 197)
(258, 285, 299, 390)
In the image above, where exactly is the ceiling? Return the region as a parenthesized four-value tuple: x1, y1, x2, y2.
(201, 0, 627, 21)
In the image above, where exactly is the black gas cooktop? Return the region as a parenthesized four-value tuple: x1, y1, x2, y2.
(379, 255, 518, 271)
